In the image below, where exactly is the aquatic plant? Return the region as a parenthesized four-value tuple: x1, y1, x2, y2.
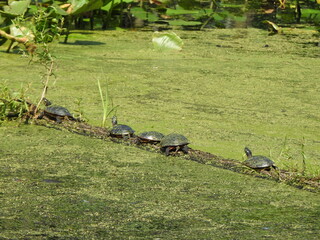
(0, 83, 30, 124)
(0, 1, 65, 116)
(97, 77, 117, 127)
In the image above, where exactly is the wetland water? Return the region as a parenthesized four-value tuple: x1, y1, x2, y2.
(1, 28, 320, 238)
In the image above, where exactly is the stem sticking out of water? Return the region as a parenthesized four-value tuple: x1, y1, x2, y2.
(301, 137, 307, 176)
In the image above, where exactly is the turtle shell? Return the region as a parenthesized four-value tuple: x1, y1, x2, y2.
(160, 133, 189, 147)
(45, 106, 72, 117)
(244, 155, 275, 169)
(110, 124, 135, 138)
(138, 131, 164, 143)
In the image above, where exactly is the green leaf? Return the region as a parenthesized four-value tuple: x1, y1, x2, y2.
(101, 0, 133, 12)
(51, 3, 69, 16)
(68, 0, 113, 15)
(0, 0, 31, 18)
(152, 31, 183, 51)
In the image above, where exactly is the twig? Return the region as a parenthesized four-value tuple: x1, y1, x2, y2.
(0, 29, 36, 54)
(34, 60, 54, 116)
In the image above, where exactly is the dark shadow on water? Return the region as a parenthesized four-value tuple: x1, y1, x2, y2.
(0, 49, 28, 55)
(59, 40, 105, 46)
(300, 41, 320, 47)
(70, 31, 95, 35)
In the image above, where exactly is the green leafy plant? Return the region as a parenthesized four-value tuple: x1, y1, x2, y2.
(0, 83, 30, 124)
(97, 77, 117, 127)
(27, 7, 64, 115)
(73, 98, 87, 121)
(278, 136, 293, 161)
(0, 2, 64, 117)
(277, 136, 312, 177)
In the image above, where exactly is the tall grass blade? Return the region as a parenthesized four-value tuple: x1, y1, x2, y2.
(301, 138, 307, 176)
(97, 78, 108, 127)
(97, 77, 118, 127)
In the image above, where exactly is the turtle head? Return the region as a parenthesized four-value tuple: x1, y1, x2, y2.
(112, 116, 118, 126)
(42, 98, 52, 106)
(244, 147, 253, 158)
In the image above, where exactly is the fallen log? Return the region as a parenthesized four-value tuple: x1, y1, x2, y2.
(32, 116, 320, 193)
(5, 98, 317, 192)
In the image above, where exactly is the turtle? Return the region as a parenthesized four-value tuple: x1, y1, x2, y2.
(110, 116, 135, 138)
(243, 147, 277, 170)
(160, 133, 189, 156)
(137, 131, 164, 144)
(40, 98, 75, 122)
(44, 106, 74, 122)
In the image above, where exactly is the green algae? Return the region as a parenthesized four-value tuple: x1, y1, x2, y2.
(1, 28, 319, 175)
(0, 28, 320, 238)
(0, 123, 320, 239)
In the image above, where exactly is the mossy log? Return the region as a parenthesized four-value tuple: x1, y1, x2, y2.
(32, 116, 320, 193)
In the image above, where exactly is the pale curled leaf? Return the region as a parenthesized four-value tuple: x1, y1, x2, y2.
(10, 25, 34, 41)
(152, 31, 184, 51)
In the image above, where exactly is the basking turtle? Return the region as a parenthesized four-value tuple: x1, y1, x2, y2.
(44, 106, 74, 122)
(40, 98, 75, 122)
(160, 133, 189, 156)
(243, 147, 277, 170)
(137, 131, 164, 144)
(110, 116, 135, 138)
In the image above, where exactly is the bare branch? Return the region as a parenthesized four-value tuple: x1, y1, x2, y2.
(0, 29, 37, 54)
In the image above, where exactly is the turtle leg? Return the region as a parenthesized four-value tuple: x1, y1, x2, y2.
(272, 165, 282, 181)
(174, 146, 180, 154)
(165, 147, 171, 156)
(181, 145, 189, 154)
(134, 137, 141, 145)
(56, 117, 62, 123)
(37, 111, 45, 119)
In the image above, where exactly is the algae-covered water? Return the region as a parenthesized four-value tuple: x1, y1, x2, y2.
(1, 28, 319, 174)
(1, 123, 320, 239)
(1, 28, 320, 238)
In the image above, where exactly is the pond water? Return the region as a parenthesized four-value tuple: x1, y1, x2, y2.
(66, 0, 320, 31)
